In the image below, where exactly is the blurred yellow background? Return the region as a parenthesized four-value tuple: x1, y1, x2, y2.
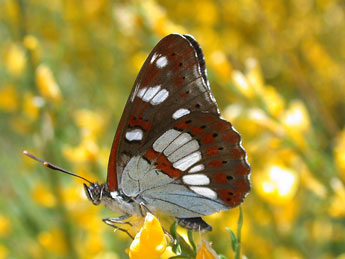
(1, 0, 345, 258)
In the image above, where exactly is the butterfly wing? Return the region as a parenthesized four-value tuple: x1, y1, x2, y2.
(107, 34, 250, 217)
(107, 34, 219, 191)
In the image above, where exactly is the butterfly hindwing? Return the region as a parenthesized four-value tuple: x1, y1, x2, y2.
(136, 112, 250, 217)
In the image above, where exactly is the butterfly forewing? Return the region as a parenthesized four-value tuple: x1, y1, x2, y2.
(108, 34, 219, 190)
(107, 33, 250, 216)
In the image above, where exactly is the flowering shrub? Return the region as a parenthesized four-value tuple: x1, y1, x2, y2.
(1, 0, 345, 258)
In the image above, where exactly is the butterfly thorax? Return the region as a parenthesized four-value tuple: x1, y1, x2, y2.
(83, 182, 142, 216)
(102, 190, 143, 216)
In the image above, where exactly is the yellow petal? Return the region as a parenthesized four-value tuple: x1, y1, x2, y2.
(23, 35, 38, 50)
(209, 51, 232, 82)
(0, 245, 8, 259)
(63, 138, 99, 163)
(329, 178, 345, 218)
(196, 240, 218, 259)
(31, 182, 56, 208)
(129, 213, 167, 259)
(232, 70, 255, 98)
(0, 84, 19, 112)
(3, 43, 26, 76)
(36, 64, 62, 103)
(334, 129, 345, 178)
(23, 92, 42, 121)
(73, 109, 106, 138)
(0, 214, 11, 237)
(38, 229, 67, 255)
(255, 164, 299, 204)
(281, 100, 310, 133)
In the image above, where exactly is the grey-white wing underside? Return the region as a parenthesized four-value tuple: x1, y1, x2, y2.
(120, 156, 227, 218)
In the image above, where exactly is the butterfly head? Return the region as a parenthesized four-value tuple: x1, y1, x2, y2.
(83, 182, 105, 205)
(23, 151, 109, 206)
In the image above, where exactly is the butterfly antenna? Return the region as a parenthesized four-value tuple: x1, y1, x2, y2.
(23, 150, 93, 184)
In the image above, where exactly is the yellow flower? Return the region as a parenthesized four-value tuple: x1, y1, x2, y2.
(195, 0, 217, 26)
(248, 108, 284, 136)
(255, 164, 299, 204)
(223, 103, 243, 122)
(10, 116, 33, 135)
(245, 58, 265, 92)
(273, 246, 303, 259)
(141, 0, 166, 31)
(334, 129, 345, 178)
(280, 100, 311, 148)
(31, 182, 56, 208)
(131, 52, 150, 74)
(38, 228, 67, 255)
(23, 92, 43, 121)
(196, 240, 218, 259)
(113, 4, 138, 36)
(140, 0, 185, 36)
(0, 245, 8, 259)
(329, 178, 345, 218)
(63, 138, 99, 163)
(23, 35, 38, 50)
(261, 86, 285, 118)
(79, 232, 104, 257)
(310, 219, 333, 242)
(281, 100, 310, 133)
(232, 70, 255, 99)
(300, 168, 327, 198)
(0, 84, 19, 112)
(23, 35, 41, 64)
(161, 246, 178, 259)
(3, 42, 26, 76)
(36, 64, 62, 103)
(74, 109, 106, 138)
(93, 252, 119, 259)
(209, 50, 232, 82)
(129, 213, 167, 259)
(0, 214, 10, 236)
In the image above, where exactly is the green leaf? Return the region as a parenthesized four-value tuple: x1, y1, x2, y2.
(226, 227, 238, 252)
(187, 230, 196, 253)
(168, 221, 196, 258)
(175, 244, 182, 255)
(168, 256, 190, 259)
(170, 221, 178, 239)
(219, 255, 227, 259)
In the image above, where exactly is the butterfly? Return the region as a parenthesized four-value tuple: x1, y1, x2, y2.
(25, 33, 250, 236)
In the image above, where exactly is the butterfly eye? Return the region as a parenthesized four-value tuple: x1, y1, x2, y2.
(83, 183, 101, 205)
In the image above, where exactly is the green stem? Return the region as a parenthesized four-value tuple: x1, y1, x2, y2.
(235, 206, 243, 259)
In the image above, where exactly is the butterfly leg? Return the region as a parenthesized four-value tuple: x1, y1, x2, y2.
(177, 217, 212, 232)
(139, 202, 153, 217)
(103, 215, 134, 239)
